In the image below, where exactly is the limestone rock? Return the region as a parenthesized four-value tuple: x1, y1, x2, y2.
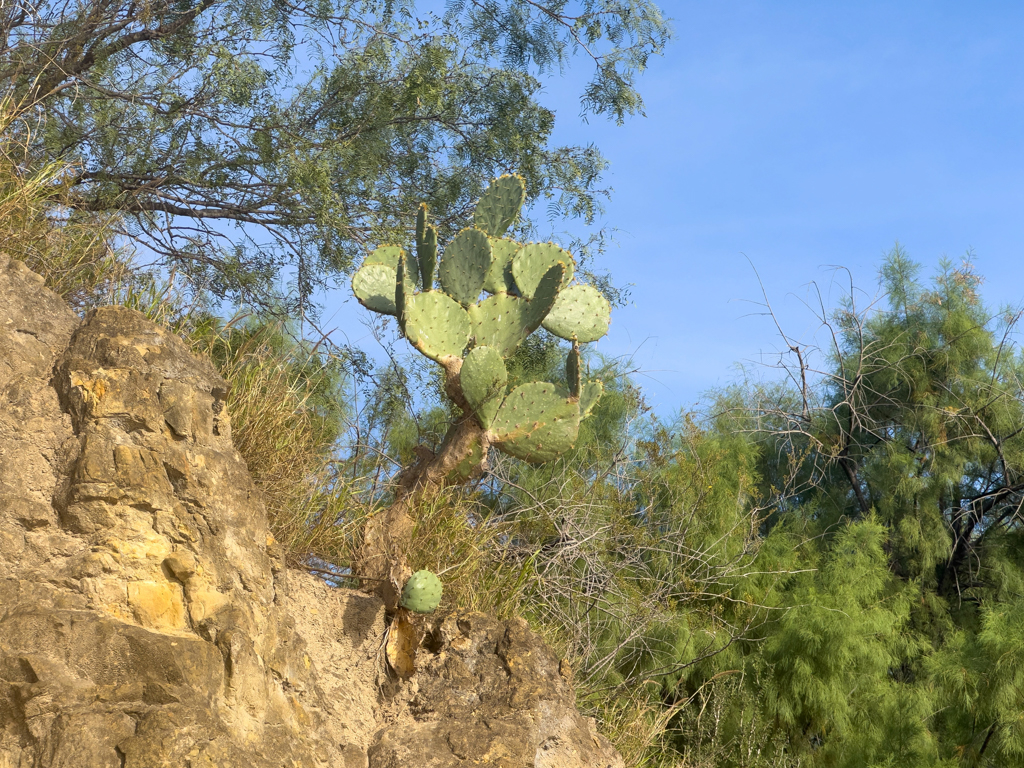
(0, 252, 624, 768)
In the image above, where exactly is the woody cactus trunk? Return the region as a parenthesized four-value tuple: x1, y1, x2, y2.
(352, 175, 611, 607)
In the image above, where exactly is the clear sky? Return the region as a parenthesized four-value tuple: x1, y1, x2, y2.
(325, 1, 1024, 417)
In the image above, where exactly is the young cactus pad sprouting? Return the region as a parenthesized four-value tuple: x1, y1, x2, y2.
(400, 570, 443, 613)
(416, 204, 438, 290)
(347, 173, 612, 465)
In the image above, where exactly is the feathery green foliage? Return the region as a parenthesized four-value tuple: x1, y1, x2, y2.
(1, 0, 670, 313)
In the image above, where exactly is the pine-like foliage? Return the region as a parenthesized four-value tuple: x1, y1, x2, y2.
(673, 249, 1024, 767)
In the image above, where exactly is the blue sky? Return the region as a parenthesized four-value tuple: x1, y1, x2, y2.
(326, 1, 1024, 416)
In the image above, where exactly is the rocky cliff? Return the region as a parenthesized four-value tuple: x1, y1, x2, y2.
(0, 253, 624, 768)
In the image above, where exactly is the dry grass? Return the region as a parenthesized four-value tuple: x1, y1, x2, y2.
(0, 95, 130, 310)
(190, 320, 366, 569)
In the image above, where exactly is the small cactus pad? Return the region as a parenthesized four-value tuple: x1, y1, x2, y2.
(473, 174, 526, 237)
(461, 345, 508, 428)
(512, 242, 574, 299)
(352, 264, 398, 316)
(579, 379, 603, 417)
(440, 227, 492, 306)
(415, 204, 427, 250)
(404, 290, 470, 363)
(483, 237, 520, 294)
(489, 382, 582, 463)
(400, 569, 444, 613)
(566, 341, 581, 398)
(419, 225, 437, 290)
(542, 284, 611, 343)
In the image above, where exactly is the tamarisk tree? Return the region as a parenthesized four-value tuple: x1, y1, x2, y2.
(351, 174, 610, 605)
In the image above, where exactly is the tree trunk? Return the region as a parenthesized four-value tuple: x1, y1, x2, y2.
(355, 357, 487, 609)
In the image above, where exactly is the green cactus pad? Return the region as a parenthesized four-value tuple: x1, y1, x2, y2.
(483, 237, 520, 294)
(352, 264, 398, 316)
(489, 381, 582, 463)
(526, 262, 565, 328)
(473, 174, 526, 237)
(512, 242, 574, 299)
(364, 244, 404, 269)
(579, 379, 603, 418)
(542, 284, 611, 343)
(400, 570, 443, 614)
(461, 345, 508, 428)
(366, 244, 418, 290)
(440, 227, 492, 306)
(416, 204, 427, 251)
(396, 252, 415, 331)
(469, 294, 530, 358)
(419, 225, 437, 290)
(469, 264, 562, 358)
(566, 341, 581, 398)
(404, 290, 470, 363)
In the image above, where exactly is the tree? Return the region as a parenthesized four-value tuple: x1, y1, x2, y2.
(755, 248, 1024, 597)
(708, 248, 1024, 766)
(2, 0, 670, 313)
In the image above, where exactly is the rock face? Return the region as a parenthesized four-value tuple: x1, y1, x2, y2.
(0, 252, 624, 768)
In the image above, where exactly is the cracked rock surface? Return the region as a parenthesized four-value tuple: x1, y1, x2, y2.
(0, 253, 623, 768)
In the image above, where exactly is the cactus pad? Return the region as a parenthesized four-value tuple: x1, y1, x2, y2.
(416, 204, 437, 290)
(450, 439, 485, 482)
(367, 244, 418, 290)
(473, 174, 526, 237)
(400, 570, 443, 614)
(469, 263, 563, 358)
(440, 227, 492, 306)
(419, 225, 437, 290)
(579, 379, 603, 417)
(512, 242, 574, 299)
(461, 345, 508, 428)
(364, 244, 404, 269)
(566, 342, 581, 398)
(415, 204, 427, 252)
(542, 284, 611, 343)
(483, 237, 520, 294)
(489, 382, 581, 462)
(396, 252, 415, 331)
(404, 290, 470, 363)
(352, 264, 398, 316)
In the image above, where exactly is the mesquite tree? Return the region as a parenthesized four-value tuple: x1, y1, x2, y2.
(351, 174, 610, 605)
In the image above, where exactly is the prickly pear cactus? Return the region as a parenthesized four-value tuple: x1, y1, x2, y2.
(400, 570, 444, 613)
(350, 174, 610, 466)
